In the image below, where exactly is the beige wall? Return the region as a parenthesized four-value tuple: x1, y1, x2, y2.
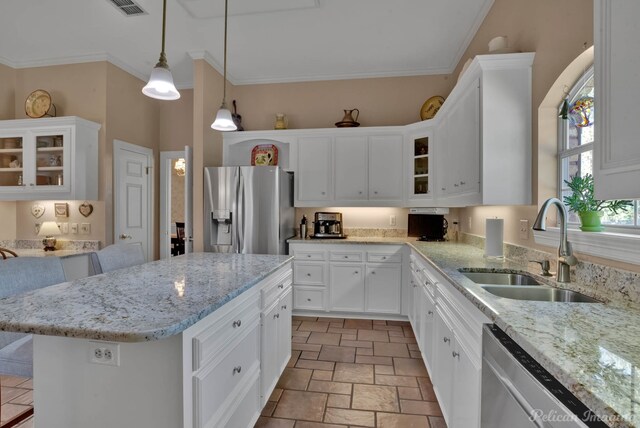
(0, 201, 17, 240)
(159, 89, 194, 152)
(0, 63, 15, 119)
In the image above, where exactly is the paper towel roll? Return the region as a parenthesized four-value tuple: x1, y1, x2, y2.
(485, 218, 504, 258)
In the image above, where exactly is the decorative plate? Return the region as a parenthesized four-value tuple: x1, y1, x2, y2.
(79, 202, 94, 217)
(251, 144, 278, 166)
(31, 204, 45, 218)
(420, 96, 445, 120)
(25, 89, 52, 118)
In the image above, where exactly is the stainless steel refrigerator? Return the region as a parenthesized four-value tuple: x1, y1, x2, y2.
(204, 166, 295, 255)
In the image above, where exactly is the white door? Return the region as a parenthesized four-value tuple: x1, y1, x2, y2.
(260, 302, 280, 406)
(334, 136, 367, 201)
(297, 137, 332, 202)
(184, 145, 193, 253)
(114, 140, 153, 261)
(365, 264, 401, 314)
(329, 263, 365, 312)
(277, 288, 293, 373)
(369, 135, 404, 201)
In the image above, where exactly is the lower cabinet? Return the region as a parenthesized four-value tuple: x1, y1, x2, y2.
(330, 263, 365, 312)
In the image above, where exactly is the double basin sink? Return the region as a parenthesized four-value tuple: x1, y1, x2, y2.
(459, 270, 600, 303)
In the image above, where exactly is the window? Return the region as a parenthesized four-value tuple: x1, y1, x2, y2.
(558, 68, 640, 228)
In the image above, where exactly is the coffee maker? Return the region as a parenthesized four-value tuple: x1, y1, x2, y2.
(312, 212, 345, 238)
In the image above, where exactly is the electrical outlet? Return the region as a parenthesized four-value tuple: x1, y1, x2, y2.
(80, 223, 91, 234)
(60, 222, 69, 234)
(89, 341, 120, 366)
(519, 219, 530, 240)
(70, 223, 78, 234)
(389, 215, 397, 226)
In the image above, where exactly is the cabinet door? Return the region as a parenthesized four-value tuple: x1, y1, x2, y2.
(408, 129, 434, 201)
(420, 288, 436, 374)
(407, 275, 418, 328)
(334, 136, 367, 200)
(435, 117, 454, 197)
(0, 132, 26, 191)
(277, 288, 293, 375)
(433, 307, 454, 423)
(297, 137, 332, 202)
(30, 128, 71, 194)
(260, 303, 280, 405)
(451, 337, 481, 428)
(329, 263, 365, 312)
(365, 264, 401, 314)
(594, 0, 640, 199)
(369, 135, 403, 201)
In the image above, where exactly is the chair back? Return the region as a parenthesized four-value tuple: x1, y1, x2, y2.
(176, 222, 185, 240)
(0, 248, 18, 259)
(0, 257, 65, 299)
(91, 242, 145, 274)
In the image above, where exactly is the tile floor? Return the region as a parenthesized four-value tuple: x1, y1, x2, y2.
(255, 316, 447, 428)
(3, 317, 446, 428)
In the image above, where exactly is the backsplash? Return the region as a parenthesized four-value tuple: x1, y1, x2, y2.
(1, 239, 100, 251)
(344, 228, 408, 237)
(461, 233, 640, 306)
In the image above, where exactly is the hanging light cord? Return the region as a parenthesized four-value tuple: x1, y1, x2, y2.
(158, 0, 168, 66)
(222, 0, 229, 107)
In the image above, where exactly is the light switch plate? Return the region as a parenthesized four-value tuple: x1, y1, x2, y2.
(519, 219, 529, 240)
(70, 223, 78, 234)
(389, 215, 397, 226)
(60, 222, 69, 234)
(80, 223, 91, 234)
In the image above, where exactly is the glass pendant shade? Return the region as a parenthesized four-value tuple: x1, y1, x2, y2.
(211, 106, 237, 131)
(143, 62, 180, 100)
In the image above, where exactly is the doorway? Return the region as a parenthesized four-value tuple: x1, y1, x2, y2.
(160, 148, 193, 259)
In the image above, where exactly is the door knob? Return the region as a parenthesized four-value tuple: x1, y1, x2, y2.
(119, 234, 132, 240)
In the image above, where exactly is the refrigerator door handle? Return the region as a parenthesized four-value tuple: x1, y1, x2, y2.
(236, 172, 245, 254)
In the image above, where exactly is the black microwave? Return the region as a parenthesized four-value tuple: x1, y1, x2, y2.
(408, 214, 448, 241)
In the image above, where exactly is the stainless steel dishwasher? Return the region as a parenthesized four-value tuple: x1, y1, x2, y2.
(481, 325, 608, 428)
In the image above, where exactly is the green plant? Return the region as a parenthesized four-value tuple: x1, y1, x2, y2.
(563, 174, 632, 214)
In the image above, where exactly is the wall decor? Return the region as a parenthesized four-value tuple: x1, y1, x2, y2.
(420, 96, 445, 120)
(31, 204, 45, 218)
(79, 202, 93, 218)
(25, 89, 56, 118)
(251, 144, 278, 166)
(54, 203, 69, 217)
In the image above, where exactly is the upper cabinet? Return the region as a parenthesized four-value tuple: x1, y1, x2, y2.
(594, 0, 640, 199)
(297, 136, 333, 203)
(405, 121, 435, 205)
(0, 117, 100, 201)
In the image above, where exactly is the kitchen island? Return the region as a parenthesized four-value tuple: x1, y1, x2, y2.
(0, 252, 293, 428)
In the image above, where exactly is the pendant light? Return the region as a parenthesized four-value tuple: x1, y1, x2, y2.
(211, 0, 237, 131)
(142, 0, 180, 100)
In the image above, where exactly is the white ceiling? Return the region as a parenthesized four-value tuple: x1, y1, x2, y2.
(0, 0, 494, 88)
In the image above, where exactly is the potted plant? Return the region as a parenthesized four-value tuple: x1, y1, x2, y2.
(563, 174, 632, 231)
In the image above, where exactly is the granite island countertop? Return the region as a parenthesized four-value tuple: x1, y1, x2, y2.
(408, 241, 640, 428)
(0, 252, 292, 342)
(288, 236, 414, 245)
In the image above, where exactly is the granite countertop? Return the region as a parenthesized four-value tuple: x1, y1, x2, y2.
(288, 236, 413, 245)
(0, 253, 292, 342)
(408, 241, 640, 428)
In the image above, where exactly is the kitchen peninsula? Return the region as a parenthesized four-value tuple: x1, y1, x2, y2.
(0, 252, 293, 428)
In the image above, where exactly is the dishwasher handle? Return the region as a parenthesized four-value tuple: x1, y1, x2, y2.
(483, 352, 552, 428)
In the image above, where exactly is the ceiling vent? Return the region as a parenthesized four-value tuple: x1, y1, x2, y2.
(108, 0, 147, 16)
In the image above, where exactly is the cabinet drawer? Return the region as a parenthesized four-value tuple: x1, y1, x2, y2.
(192, 295, 260, 371)
(294, 250, 326, 261)
(293, 286, 326, 310)
(225, 375, 261, 428)
(262, 267, 293, 310)
(329, 250, 364, 262)
(294, 262, 326, 285)
(367, 251, 402, 263)
(193, 324, 260, 428)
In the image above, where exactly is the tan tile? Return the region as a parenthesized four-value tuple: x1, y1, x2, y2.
(276, 368, 312, 391)
(15, 418, 34, 428)
(261, 401, 277, 416)
(269, 388, 283, 402)
(403, 326, 416, 338)
(372, 319, 387, 325)
(287, 350, 301, 367)
(296, 422, 346, 428)
(333, 362, 374, 384)
(386, 320, 410, 327)
(300, 351, 320, 360)
(292, 330, 311, 338)
(329, 322, 345, 329)
(292, 343, 323, 352)
(407, 343, 420, 351)
(0, 376, 29, 388)
(318, 345, 356, 363)
(328, 327, 359, 335)
(417, 377, 437, 401)
(9, 390, 33, 406)
(293, 316, 318, 321)
(340, 340, 373, 348)
(341, 334, 357, 341)
(387, 329, 405, 337)
(400, 399, 443, 416)
(298, 321, 330, 332)
(0, 403, 31, 425)
(389, 336, 418, 344)
(292, 321, 302, 329)
(327, 393, 352, 409)
(16, 379, 32, 389)
(312, 370, 334, 381)
(296, 359, 336, 371)
(317, 317, 344, 323)
(344, 319, 373, 330)
(394, 358, 429, 377)
(374, 325, 404, 333)
(351, 383, 399, 412)
(357, 329, 389, 342)
(307, 332, 342, 346)
(1, 387, 29, 404)
(324, 408, 375, 427)
(356, 347, 373, 356)
(410, 350, 422, 359)
(375, 364, 395, 375)
(273, 390, 327, 421)
(255, 416, 296, 427)
(397, 387, 422, 400)
(356, 355, 393, 365)
(292, 336, 311, 343)
(308, 380, 352, 395)
(429, 416, 448, 428)
(377, 412, 430, 428)
(375, 374, 418, 387)
(374, 342, 410, 358)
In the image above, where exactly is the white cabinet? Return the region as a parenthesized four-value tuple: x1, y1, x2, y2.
(433, 305, 455, 421)
(330, 263, 365, 311)
(292, 247, 328, 311)
(297, 136, 333, 202)
(365, 264, 401, 314)
(0, 117, 100, 200)
(419, 285, 436, 373)
(277, 287, 293, 370)
(334, 136, 368, 201)
(368, 135, 403, 202)
(405, 122, 435, 205)
(594, 0, 640, 199)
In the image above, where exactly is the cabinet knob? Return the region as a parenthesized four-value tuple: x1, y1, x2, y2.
(441, 187, 446, 191)
(460, 181, 466, 185)
(307, 273, 311, 277)
(344, 255, 349, 259)
(307, 298, 311, 302)
(374, 191, 378, 194)
(452, 351, 460, 359)
(371, 271, 376, 275)
(278, 284, 284, 289)
(454, 183, 459, 187)
(321, 191, 326, 195)
(274, 313, 280, 319)
(443, 337, 450, 343)
(232, 320, 242, 328)
(382, 256, 386, 260)
(233, 366, 242, 375)
(358, 191, 363, 195)
(428, 310, 433, 315)
(307, 254, 312, 258)
(29, 183, 35, 187)
(354, 271, 359, 274)
(282, 305, 287, 310)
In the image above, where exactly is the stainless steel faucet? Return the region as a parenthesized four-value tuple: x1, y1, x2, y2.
(532, 198, 578, 283)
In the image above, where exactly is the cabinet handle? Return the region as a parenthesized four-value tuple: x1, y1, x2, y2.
(382, 256, 387, 260)
(371, 271, 376, 275)
(232, 320, 242, 328)
(233, 366, 242, 375)
(282, 305, 287, 310)
(307, 254, 312, 258)
(443, 337, 450, 343)
(307, 273, 311, 276)
(321, 191, 326, 195)
(307, 298, 312, 302)
(278, 284, 284, 289)
(30, 183, 35, 187)
(427, 310, 433, 315)
(374, 191, 378, 194)
(452, 351, 460, 359)
(460, 181, 466, 185)
(441, 187, 446, 191)
(344, 255, 349, 259)
(358, 191, 363, 195)
(274, 313, 280, 319)
(454, 183, 459, 187)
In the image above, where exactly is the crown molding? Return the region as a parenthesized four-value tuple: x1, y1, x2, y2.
(446, 0, 495, 74)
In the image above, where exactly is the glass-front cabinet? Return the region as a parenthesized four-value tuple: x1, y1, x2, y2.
(0, 117, 100, 200)
(406, 121, 435, 205)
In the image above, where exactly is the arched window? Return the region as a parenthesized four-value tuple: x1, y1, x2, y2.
(558, 67, 639, 228)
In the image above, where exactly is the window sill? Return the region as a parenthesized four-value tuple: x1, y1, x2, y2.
(533, 227, 640, 265)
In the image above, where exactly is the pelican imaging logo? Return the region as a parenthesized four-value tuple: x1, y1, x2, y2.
(529, 408, 621, 426)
